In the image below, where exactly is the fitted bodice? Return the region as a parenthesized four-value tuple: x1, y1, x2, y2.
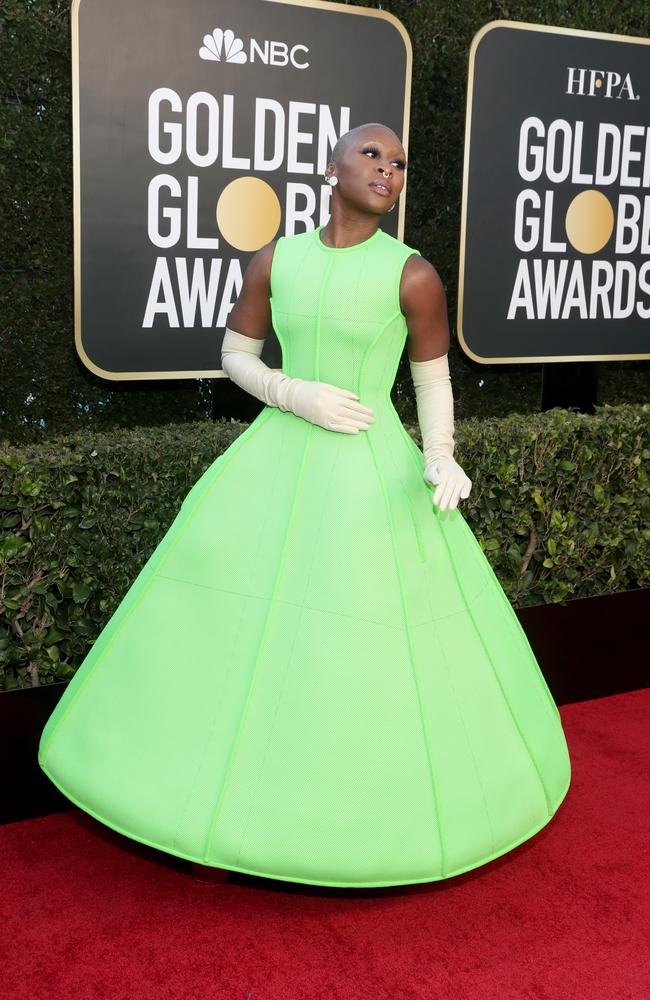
(269, 225, 420, 413)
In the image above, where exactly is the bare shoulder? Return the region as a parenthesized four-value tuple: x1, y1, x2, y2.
(242, 239, 278, 291)
(399, 255, 446, 315)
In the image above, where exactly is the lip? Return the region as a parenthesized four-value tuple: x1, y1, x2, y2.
(369, 181, 392, 197)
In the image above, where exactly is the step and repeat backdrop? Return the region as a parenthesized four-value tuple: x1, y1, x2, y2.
(459, 21, 650, 363)
(72, 4, 649, 378)
(72, 0, 412, 379)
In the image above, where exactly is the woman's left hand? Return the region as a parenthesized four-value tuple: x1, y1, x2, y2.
(424, 457, 472, 512)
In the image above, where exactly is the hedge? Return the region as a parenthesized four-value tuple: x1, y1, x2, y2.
(1, 401, 648, 690)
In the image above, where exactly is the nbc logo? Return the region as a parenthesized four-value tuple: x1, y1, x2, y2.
(200, 28, 247, 63)
(199, 26, 309, 69)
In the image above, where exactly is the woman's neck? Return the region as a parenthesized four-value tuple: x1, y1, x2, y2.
(319, 215, 381, 249)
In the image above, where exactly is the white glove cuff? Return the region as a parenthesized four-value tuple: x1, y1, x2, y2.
(221, 326, 265, 358)
(221, 326, 303, 411)
(409, 353, 455, 466)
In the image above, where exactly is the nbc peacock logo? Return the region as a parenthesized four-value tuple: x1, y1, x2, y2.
(200, 28, 247, 64)
(198, 26, 310, 69)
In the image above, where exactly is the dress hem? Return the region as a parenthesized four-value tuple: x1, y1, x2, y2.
(37, 757, 571, 890)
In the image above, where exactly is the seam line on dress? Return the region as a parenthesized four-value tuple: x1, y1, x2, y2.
(202, 425, 314, 862)
(435, 511, 554, 814)
(170, 419, 293, 851)
(232, 434, 342, 866)
(388, 396, 562, 725)
(366, 430, 446, 876)
(461, 527, 565, 724)
(156, 573, 406, 630)
(359, 289, 445, 876)
(314, 252, 335, 381)
(156, 571, 490, 627)
(284, 241, 314, 369)
(204, 250, 335, 864)
(428, 611, 497, 857)
(377, 341, 497, 855)
(389, 353, 560, 814)
(388, 354, 554, 814)
(38, 407, 276, 764)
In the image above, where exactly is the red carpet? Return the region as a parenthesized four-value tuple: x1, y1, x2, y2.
(3, 689, 648, 999)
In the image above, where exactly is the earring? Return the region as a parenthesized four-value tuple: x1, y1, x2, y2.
(388, 202, 396, 212)
(325, 173, 338, 186)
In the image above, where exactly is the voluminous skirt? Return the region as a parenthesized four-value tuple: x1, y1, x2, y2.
(39, 403, 571, 887)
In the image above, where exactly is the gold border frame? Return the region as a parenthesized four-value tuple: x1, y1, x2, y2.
(457, 18, 650, 364)
(71, 0, 413, 381)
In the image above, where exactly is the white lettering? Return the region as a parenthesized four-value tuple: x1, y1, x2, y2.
(149, 88, 183, 164)
(142, 257, 242, 328)
(148, 174, 182, 248)
(514, 189, 540, 252)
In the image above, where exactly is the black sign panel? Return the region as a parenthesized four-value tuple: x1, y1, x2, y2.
(459, 20, 650, 363)
(72, 0, 412, 379)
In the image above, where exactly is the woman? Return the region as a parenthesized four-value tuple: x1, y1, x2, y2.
(223, 122, 471, 512)
(39, 123, 571, 889)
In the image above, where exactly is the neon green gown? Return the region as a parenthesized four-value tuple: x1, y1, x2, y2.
(38, 225, 571, 888)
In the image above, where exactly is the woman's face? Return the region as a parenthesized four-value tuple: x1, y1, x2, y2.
(327, 131, 407, 215)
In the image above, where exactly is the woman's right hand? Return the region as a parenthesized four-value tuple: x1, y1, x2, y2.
(287, 379, 375, 433)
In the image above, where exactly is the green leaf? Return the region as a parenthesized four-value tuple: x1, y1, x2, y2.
(44, 626, 67, 643)
(531, 488, 545, 511)
(0, 534, 30, 562)
(71, 581, 92, 603)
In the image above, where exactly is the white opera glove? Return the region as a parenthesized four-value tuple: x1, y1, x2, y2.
(409, 353, 472, 512)
(221, 327, 375, 434)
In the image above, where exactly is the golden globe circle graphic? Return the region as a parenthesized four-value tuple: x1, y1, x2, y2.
(565, 190, 614, 254)
(216, 177, 281, 252)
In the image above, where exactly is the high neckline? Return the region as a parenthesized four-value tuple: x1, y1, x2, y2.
(314, 224, 381, 252)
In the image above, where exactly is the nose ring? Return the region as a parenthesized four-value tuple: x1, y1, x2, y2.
(380, 169, 391, 178)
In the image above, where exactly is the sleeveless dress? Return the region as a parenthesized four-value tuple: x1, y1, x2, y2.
(38, 224, 571, 888)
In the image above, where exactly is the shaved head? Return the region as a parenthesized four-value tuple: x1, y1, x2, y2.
(330, 123, 403, 165)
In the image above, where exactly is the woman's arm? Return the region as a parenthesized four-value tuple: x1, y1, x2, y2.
(399, 256, 450, 361)
(226, 241, 277, 338)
